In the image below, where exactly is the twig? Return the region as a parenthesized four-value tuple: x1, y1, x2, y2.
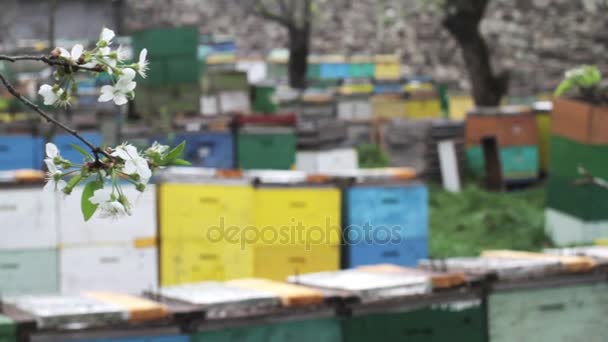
(0, 72, 112, 161)
(0, 55, 103, 73)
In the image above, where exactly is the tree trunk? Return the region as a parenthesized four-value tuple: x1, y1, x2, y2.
(287, 27, 310, 89)
(443, 5, 508, 107)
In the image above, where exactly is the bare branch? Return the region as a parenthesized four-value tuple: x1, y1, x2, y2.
(0, 72, 112, 161)
(0, 55, 104, 73)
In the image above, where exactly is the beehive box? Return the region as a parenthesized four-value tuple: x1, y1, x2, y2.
(489, 282, 608, 342)
(192, 318, 341, 342)
(343, 299, 486, 342)
(549, 135, 608, 179)
(466, 145, 539, 181)
(60, 244, 158, 294)
(58, 185, 156, 246)
(0, 187, 57, 249)
(0, 248, 58, 295)
(253, 244, 340, 281)
(0, 315, 15, 342)
(337, 97, 373, 120)
(0, 135, 43, 171)
(349, 56, 375, 79)
(169, 132, 234, 169)
(83, 292, 169, 323)
(295, 148, 358, 173)
(373, 55, 401, 80)
(545, 209, 608, 246)
(227, 278, 324, 307)
(546, 175, 608, 222)
(372, 95, 407, 119)
(465, 113, 538, 147)
(237, 128, 296, 170)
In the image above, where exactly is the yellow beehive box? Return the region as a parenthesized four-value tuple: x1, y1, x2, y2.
(340, 83, 374, 95)
(84, 292, 169, 322)
(253, 187, 341, 246)
(160, 239, 254, 286)
(481, 250, 597, 273)
(159, 183, 255, 240)
(227, 278, 324, 306)
(374, 55, 401, 80)
(253, 244, 340, 281)
(372, 95, 408, 118)
(405, 99, 442, 119)
(449, 94, 475, 120)
(536, 113, 551, 172)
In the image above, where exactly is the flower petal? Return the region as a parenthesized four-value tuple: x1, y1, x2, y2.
(58, 48, 70, 59)
(98, 85, 115, 102)
(100, 28, 115, 43)
(113, 93, 128, 106)
(45, 143, 59, 158)
(89, 188, 112, 205)
(71, 44, 83, 60)
(139, 49, 147, 64)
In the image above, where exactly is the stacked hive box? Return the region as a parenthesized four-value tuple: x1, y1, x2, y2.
(58, 185, 158, 294)
(0, 135, 43, 171)
(404, 82, 442, 119)
(383, 119, 433, 174)
(465, 107, 540, 182)
(252, 184, 342, 280)
(132, 26, 200, 115)
(236, 116, 297, 170)
(342, 183, 428, 268)
(0, 315, 14, 342)
(200, 70, 250, 115)
(158, 180, 256, 286)
(0, 187, 58, 295)
(425, 120, 467, 182)
(546, 98, 608, 245)
(158, 131, 235, 169)
(533, 101, 552, 173)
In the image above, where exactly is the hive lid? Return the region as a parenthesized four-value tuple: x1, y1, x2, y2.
(357, 264, 467, 289)
(288, 270, 431, 302)
(159, 282, 280, 317)
(481, 250, 597, 273)
(419, 257, 563, 280)
(5, 295, 128, 329)
(227, 278, 325, 307)
(83, 292, 169, 322)
(545, 246, 608, 260)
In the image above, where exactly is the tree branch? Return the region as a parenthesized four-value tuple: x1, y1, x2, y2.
(0, 72, 112, 161)
(0, 55, 104, 73)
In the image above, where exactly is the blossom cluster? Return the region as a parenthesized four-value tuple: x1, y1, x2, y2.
(38, 27, 148, 107)
(44, 140, 188, 220)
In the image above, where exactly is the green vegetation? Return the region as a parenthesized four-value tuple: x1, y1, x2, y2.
(429, 183, 551, 258)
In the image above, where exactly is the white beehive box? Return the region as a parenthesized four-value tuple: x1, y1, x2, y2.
(296, 149, 358, 173)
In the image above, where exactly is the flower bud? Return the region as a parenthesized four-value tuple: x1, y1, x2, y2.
(135, 183, 146, 192)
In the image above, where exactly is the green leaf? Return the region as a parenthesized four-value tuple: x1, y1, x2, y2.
(81, 181, 103, 222)
(164, 141, 186, 163)
(70, 144, 93, 161)
(554, 79, 573, 97)
(170, 158, 192, 166)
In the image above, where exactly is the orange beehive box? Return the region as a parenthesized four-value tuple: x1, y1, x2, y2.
(84, 292, 169, 322)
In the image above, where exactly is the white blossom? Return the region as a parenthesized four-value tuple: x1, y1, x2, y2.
(135, 49, 149, 78)
(98, 68, 136, 105)
(58, 44, 83, 63)
(111, 143, 152, 182)
(99, 28, 115, 46)
(43, 159, 67, 192)
(145, 141, 169, 155)
(38, 84, 63, 106)
(89, 188, 128, 218)
(45, 143, 60, 160)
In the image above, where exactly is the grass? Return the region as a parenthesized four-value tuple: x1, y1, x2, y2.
(429, 183, 552, 258)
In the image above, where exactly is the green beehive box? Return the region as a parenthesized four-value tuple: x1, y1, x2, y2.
(203, 71, 249, 93)
(132, 26, 198, 58)
(307, 63, 321, 80)
(143, 59, 168, 87)
(466, 145, 539, 180)
(136, 83, 200, 115)
(237, 131, 296, 170)
(0, 315, 15, 342)
(191, 318, 341, 342)
(349, 63, 375, 79)
(343, 300, 486, 342)
(489, 282, 608, 342)
(0, 248, 58, 295)
(546, 175, 608, 221)
(550, 135, 608, 179)
(166, 56, 200, 84)
(252, 85, 278, 114)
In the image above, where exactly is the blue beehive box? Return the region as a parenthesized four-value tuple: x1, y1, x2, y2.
(52, 132, 103, 164)
(345, 238, 428, 268)
(0, 135, 43, 171)
(158, 132, 234, 169)
(343, 183, 429, 268)
(374, 82, 403, 94)
(320, 63, 350, 80)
